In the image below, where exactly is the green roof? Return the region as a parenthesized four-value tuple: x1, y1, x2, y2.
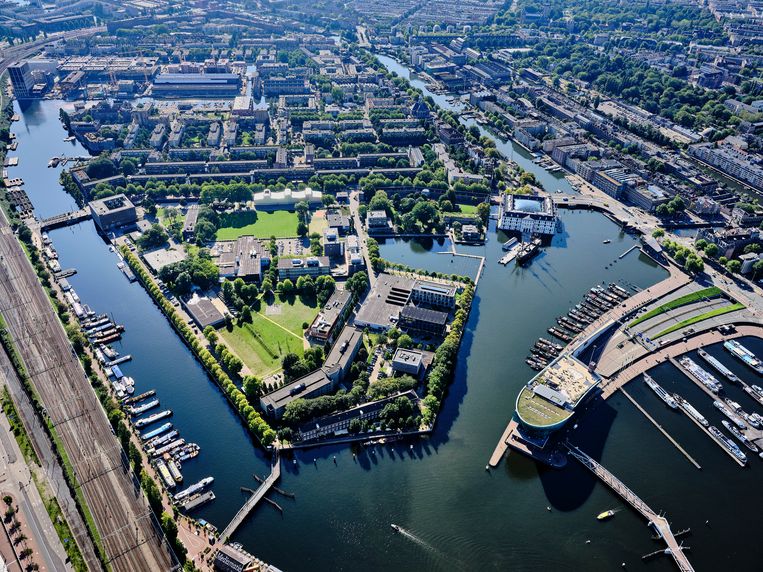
(515, 386, 572, 429)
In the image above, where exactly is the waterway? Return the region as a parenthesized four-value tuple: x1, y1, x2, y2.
(8, 99, 763, 571)
(375, 54, 576, 195)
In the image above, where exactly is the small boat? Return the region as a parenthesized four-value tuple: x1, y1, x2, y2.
(602, 240, 611, 244)
(597, 510, 616, 521)
(64, 135, 75, 142)
(390, 524, 402, 533)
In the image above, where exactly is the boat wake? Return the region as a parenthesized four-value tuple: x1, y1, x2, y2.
(394, 526, 438, 551)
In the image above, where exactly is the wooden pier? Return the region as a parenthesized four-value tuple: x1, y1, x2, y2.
(219, 453, 281, 543)
(566, 444, 694, 572)
(621, 389, 701, 470)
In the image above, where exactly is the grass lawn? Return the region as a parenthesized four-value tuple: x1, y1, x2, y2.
(457, 203, 478, 214)
(220, 313, 304, 377)
(308, 209, 328, 235)
(156, 206, 182, 227)
(653, 303, 745, 339)
(258, 294, 320, 335)
(216, 210, 299, 240)
(628, 287, 722, 328)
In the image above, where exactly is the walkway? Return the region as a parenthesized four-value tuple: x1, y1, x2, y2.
(219, 453, 281, 544)
(566, 444, 694, 572)
(38, 208, 90, 231)
(600, 324, 763, 399)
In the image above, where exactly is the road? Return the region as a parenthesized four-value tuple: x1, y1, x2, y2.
(0, 209, 175, 571)
(348, 190, 376, 289)
(0, 389, 70, 572)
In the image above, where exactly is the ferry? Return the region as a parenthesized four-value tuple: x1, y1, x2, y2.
(713, 401, 746, 430)
(140, 422, 173, 440)
(597, 510, 616, 521)
(709, 426, 747, 465)
(644, 374, 678, 409)
(174, 477, 214, 502)
(698, 349, 739, 383)
(678, 356, 723, 393)
(724, 340, 763, 375)
(673, 394, 708, 427)
(722, 421, 759, 453)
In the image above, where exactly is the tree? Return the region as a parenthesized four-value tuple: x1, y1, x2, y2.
(240, 305, 252, 323)
(684, 255, 704, 275)
(194, 219, 217, 244)
(243, 375, 262, 401)
(726, 259, 742, 274)
(295, 201, 310, 222)
(322, 194, 336, 207)
(704, 243, 719, 258)
(752, 259, 763, 280)
(203, 325, 218, 345)
(297, 221, 308, 237)
(397, 334, 414, 349)
(85, 155, 117, 179)
(652, 228, 665, 238)
(281, 278, 295, 295)
(743, 243, 761, 254)
(175, 271, 192, 295)
(119, 158, 137, 176)
(476, 202, 490, 224)
(137, 223, 168, 250)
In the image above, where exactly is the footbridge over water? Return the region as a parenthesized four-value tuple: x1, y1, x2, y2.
(39, 208, 91, 231)
(219, 452, 281, 544)
(566, 443, 694, 572)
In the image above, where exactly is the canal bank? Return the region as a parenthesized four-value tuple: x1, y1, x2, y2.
(9, 99, 763, 571)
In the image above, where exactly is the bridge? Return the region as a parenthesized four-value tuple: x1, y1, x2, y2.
(39, 208, 91, 231)
(219, 452, 281, 544)
(566, 444, 694, 572)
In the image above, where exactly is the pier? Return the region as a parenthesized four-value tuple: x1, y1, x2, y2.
(219, 453, 281, 543)
(674, 395, 746, 467)
(39, 208, 91, 231)
(620, 389, 701, 470)
(566, 444, 694, 572)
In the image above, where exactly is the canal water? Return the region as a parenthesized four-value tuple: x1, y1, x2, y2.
(9, 100, 763, 571)
(375, 54, 576, 195)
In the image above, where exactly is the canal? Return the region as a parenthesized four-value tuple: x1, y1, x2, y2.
(9, 99, 763, 571)
(375, 54, 576, 195)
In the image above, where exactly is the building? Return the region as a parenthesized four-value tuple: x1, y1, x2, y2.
(322, 228, 344, 258)
(183, 295, 225, 329)
(731, 206, 763, 228)
(497, 194, 558, 236)
(689, 142, 763, 192)
(8, 62, 35, 99)
(260, 369, 333, 419)
(399, 306, 448, 337)
(326, 210, 351, 234)
(692, 196, 721, 216)
(277, 257, 330, 280)
(624, 185, 668, 212)
(411, 280, 456, 310)
(307, 289, 352, 342)
(345, 235, 364, 273)
(88, 194, 137, 232)
(152, 73, 241, 98)
(740, 252, 761, 274)
(366, 210, 393, 235)
(461, 224, 481, 242)
(183, 205, 200, 240)
(322, 326, 364, 382)
(391, 348, 424, 377)
(213, 543, 257, 572)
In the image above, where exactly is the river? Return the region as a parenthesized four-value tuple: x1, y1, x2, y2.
(374, 54, 576, 195)
(8, 99, 763, 571)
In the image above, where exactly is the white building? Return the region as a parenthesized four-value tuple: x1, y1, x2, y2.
(497, 194, 558, 236)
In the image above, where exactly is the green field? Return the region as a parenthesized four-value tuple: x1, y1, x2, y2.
(220, 313, 304, 377)
(216, 210, 299, 240)
(653, 303, 745, 339)
(259, 294, 320, 335)
(308, 210, 328, 235)
(457, 204, 478, 214)
(628, 287, 722, 328)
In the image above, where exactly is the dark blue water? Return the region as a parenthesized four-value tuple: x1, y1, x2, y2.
(12, 99, 763, 571)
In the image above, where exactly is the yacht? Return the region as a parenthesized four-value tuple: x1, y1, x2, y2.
(644, 374, 678, 409)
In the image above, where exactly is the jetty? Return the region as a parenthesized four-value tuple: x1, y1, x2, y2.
(219, 453, 281, 543)
(566, 444, 694, 572)
(39, 208, 91, 231)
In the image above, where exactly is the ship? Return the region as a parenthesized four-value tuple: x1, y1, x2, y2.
(155, 459, 176, 489)
(129, 399, 159, 416)
(134, 409, 172, 428)
(724, 340, 763, 375)
(517, 239, 542, 266)
(167, 459, 184, 482)
(673, 394, 708, 427)
(174, 477, 214, 502)
(709, 426, 747, 465)
(597, 510, 615, 521)
(390, 524, 402, 533)
(713, 401, 746, 429)
(644, 374, 678, 409)
(722, 420, 759, 453)
(678, 356, 723, 393)
(140, 422, 172, 441)
(698, 349, 739, 383)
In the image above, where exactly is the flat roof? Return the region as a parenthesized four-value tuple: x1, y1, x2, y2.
(355, 273, 415, 330)
(323, 326, 363, 374)
(260, 369, 331, 411)
(89, 193, 134, 215)
(400, 305, 448, 326)
(184, 295, 225, 328)
(392, 348, 423, 367)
